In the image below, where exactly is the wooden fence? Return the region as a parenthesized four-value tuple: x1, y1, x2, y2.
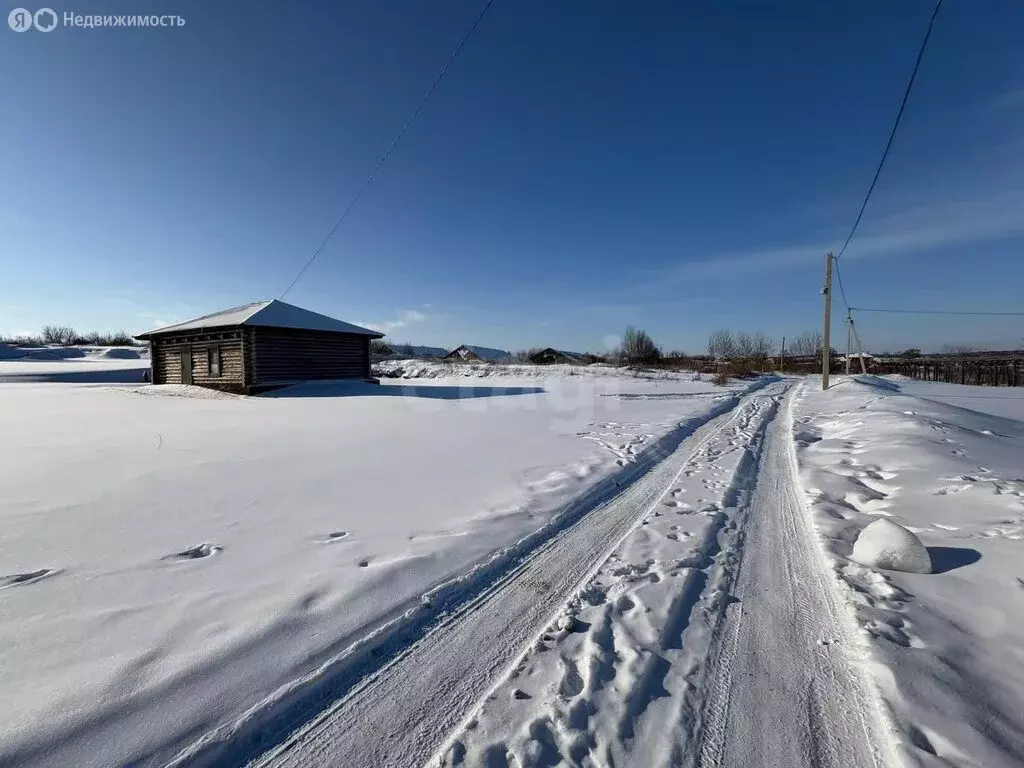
(871, 358, 1024, 387)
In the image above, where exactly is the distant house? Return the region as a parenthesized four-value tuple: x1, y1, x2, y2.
(443, 344, 512, 363)
(370, 340, 395, 358)
(528, 348, 586, 365)
(135, 300, 384, 393)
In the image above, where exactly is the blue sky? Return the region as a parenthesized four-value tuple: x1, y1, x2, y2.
(2, 0, 1023, 353)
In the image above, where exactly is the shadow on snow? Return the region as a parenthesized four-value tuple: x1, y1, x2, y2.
(927, 546, 982, 574)
(263, 381, 546, 400)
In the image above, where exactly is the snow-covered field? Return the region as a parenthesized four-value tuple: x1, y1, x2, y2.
(3, 358, 1022, 768)
(0, 357, 752, 767)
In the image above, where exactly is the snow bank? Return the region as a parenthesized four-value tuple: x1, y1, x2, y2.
(24, 346, 85, 360)
(87, 346, 144, 360)
(375, 358, 707, 382)
(851, 519, 931, 573)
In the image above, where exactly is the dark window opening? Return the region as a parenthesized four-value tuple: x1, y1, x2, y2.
(208, 346, 222, 377)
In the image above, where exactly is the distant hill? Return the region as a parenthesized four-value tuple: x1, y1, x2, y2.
(390, 344, 448, 359)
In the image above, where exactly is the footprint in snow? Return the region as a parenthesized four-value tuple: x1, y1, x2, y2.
(324, 531, 350, 542)
(164, 543, 221, 561)
(1, 568, 60, 589)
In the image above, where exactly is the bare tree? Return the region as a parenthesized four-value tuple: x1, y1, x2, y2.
(942, 344, 975, 357)
(749, 332, 773, 360)
(731, 332, 773, 360)
(735, 332, 753, 358)
(707, 329, 736, 359)
(790, 329, 824, 357)
(620, 326, 661, 364)
(512, 347, 544, 363)
(369, 337, 393, 356)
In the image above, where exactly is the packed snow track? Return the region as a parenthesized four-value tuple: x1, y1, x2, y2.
(696, 384, 896, 768)
(221, 384, 775, 767)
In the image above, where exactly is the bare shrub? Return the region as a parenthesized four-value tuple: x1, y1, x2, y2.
(0, 333, 42, 346)
(41, 325, 77, 346)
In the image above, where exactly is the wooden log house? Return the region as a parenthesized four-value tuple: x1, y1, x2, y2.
(134, 300, 384, 393)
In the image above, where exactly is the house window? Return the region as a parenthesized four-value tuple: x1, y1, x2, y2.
(208, 346, 222, 377)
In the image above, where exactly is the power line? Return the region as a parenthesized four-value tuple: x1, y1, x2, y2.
(280, 0, 498, 299)
(832, 255, 850, 311)
(835, 0, 943, 261)
(850, 307, 1024, 317)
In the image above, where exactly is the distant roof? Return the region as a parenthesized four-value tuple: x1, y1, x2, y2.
(135, 300, 384, 339)
(445, 344, 512, 362)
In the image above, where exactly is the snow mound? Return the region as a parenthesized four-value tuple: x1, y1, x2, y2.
(851, 519, 931, 574)
(90, 347, 143, 359)
(25, 347, 86, 360)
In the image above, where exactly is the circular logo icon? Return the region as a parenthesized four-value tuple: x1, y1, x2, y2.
(34, 8, 58, 31)
(8, 7, 33, 31)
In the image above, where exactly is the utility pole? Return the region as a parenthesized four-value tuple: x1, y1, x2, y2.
(780, 336, 786, 372)
(822, 252, 833, 390)
(845, 311, 852, 375)
(852, 320, 868, 375)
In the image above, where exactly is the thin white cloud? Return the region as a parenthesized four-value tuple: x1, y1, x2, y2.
(361, 309, 429, 334)
(991, 87, 1024, 111)
(656, 185, 1024, 284)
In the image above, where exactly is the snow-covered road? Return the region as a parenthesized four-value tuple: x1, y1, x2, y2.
(208, 384, 774, 768)
(431, 381, 895, 768)
(697, 384, 894, 768)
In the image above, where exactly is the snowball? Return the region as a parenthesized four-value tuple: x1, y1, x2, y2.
(852, 519, 931, 574)
(557, 615, 577, 632)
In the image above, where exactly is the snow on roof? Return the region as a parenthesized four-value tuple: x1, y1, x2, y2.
(135, 300, 384, 339)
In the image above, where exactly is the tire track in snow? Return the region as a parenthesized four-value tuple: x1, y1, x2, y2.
(436, 383, 787, 767)
(696, 384, 898, 768)
(165, 381, 774, 768)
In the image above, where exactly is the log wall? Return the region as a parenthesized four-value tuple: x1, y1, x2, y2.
(252, 327, 369, 383)
(151, 330, 245, 387)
